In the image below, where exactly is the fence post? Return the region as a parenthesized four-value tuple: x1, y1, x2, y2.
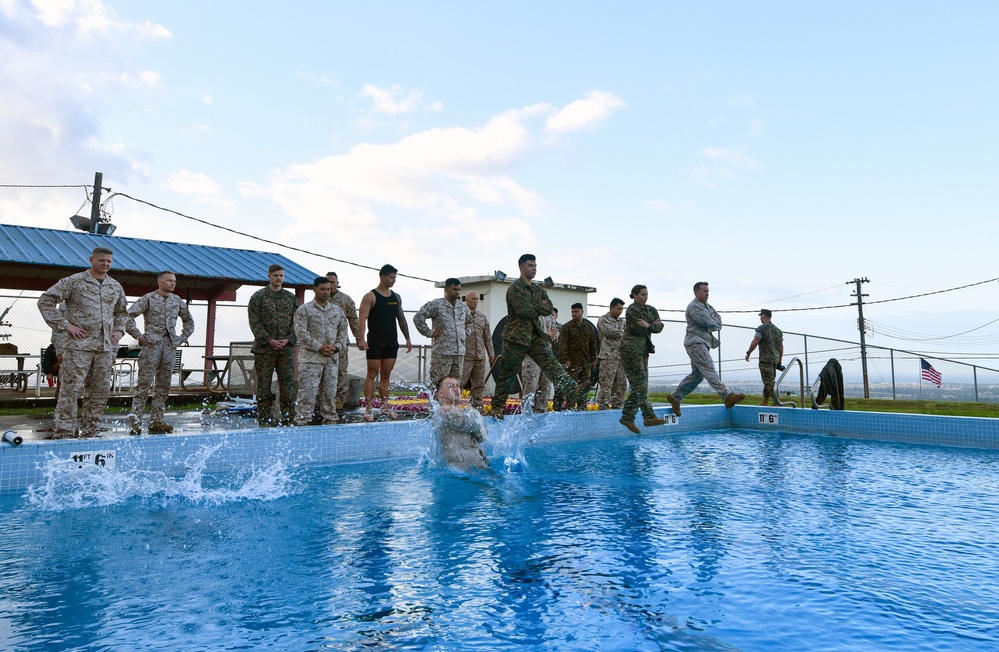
(803, 335, 809, 388)
(974, 366, 979, 402)
(718, 338, 722, 379)
(890, 348, 896, 400)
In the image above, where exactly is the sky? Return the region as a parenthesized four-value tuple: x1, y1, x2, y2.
(2, 0, 999, 361)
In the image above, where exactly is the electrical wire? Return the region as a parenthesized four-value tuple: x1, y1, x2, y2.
(108, 192, 439, 284)
(729, 284, 843, 309)
(0, 184, 92, 189)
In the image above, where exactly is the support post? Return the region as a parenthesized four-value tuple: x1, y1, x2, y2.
(89, 172, 103, 234)
(890, 348, 896, 400)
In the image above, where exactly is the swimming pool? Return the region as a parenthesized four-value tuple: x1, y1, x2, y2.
(1, 426, 996, 650)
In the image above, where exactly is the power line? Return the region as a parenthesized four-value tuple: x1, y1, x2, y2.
(729, 284, 843, 310)
(0, 184, 92, 189)
(109, 192, 439, 284)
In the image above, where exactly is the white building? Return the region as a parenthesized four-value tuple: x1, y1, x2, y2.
(436, 271, 597, 343)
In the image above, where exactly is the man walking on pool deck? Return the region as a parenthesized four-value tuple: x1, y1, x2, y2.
(413, 277, 471, 394)
(488, 254, 590, 419)
(666, 281, 745, 416)
(357, 264, 413, 421)
(37, 246, 129, 438)
(745, 308, 784, 406)
(248, 263, 299, 427)
(125, 271, 196, 435)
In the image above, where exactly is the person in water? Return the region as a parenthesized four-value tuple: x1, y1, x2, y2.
(435, 376, 490, 470)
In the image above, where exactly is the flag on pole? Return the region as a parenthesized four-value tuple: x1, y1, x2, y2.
(920, 358, 942, 387)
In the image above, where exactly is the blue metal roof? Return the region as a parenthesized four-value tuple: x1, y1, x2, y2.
(0, 224, 319, 297)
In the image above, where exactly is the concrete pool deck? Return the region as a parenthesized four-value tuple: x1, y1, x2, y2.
(2, 404, 998, 495)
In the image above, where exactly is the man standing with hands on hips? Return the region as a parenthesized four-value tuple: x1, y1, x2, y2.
(38, 246, 129, 438)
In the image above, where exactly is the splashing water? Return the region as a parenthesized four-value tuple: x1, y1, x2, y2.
(25, 441, 297, 511)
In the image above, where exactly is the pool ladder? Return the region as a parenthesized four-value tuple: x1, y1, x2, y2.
(773, 357, 805, 408)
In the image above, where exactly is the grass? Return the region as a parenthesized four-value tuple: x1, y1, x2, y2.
(648, 392, 999, 418)
(3, 394, 998, 419)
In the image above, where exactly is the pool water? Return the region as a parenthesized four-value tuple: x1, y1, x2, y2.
(1, 429, 997, 651)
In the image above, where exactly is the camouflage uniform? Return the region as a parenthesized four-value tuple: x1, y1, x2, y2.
(125, 291, 196, 427)
(754, 322, 783, 400)
(461, 308, 494, 409)
(672, 298, 733, 400)
(413, 297, 471, 391)
(555, 319, 596, 410)
(520, 314, 557, 412)
(596, 311, 627, 408)
(248, 287, 299, 426)
(329, 289, 359, 410)
(620, 303, 664, 422)
(38, 271, 128, 437)
(294, 300, 349, 425)
(492, 280, 581, 414)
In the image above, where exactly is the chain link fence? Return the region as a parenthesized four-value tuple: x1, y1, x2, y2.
(3, 294, 999, 403)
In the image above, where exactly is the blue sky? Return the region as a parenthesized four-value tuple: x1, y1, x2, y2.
(2, 0, 998, 357)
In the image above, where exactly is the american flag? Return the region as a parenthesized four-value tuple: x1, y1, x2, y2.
(920, 358, 942, 387)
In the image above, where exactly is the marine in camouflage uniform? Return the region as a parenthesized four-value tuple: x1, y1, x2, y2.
(413, 280, 471, 392)
(667, 282, 744, 414)
(489, 256, 588, 418)
(125, 272, 195, 433)
(326, 273, 359, 411)
(620, 297, 664, 424)
(520, 313, 558, 412)
(596, 301, 627, 409)
(37, 248, 129, 438)
(460, 292, 494, 410)
(555, 307, 596, 410)
(248, 266, 299, 426)
(745, 309, 784, 405)
(294, 281, 349, 425)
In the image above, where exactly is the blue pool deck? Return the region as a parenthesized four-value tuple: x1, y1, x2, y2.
(2, 405, 999, 495)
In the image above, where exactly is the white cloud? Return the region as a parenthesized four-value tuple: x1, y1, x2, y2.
(251, 95, 625, 276)
(0, 0, 170, 182)
(542, 90, 626, 137)
(360, 84, 443, 115)
(202, 93, 213, 105)
(702, 147, 760, 169)
(644, 199, 673, 212)
(748, 118, 763, 138)
(163, 169, 233, 212)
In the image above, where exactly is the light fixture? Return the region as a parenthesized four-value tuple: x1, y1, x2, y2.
(69, 215, 116, 235)
(543, 276, 554, 287)
(494, 270, 507, 281)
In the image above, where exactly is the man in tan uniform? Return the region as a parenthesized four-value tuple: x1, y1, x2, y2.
(38, 246, 129, 438)
(460, 291, 495, 412)
(326, 272, 359, 412)
(125, 271, 196, 434)
(295, 277, 349, 425)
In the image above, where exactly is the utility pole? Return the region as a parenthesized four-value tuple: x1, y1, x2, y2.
(849, 277, 870, 398)
(89, 171, 103, 234)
